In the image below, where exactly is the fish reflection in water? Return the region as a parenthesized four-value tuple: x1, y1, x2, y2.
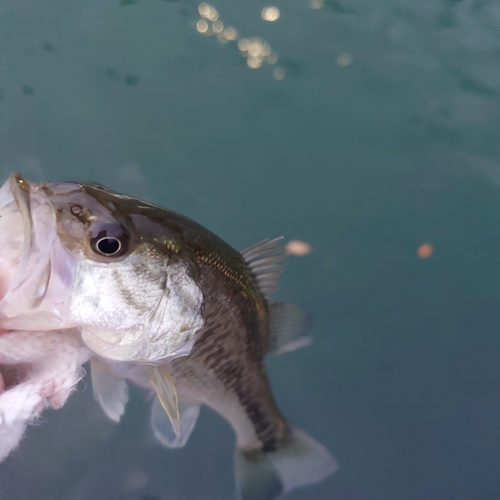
(0, 173, 336, 499)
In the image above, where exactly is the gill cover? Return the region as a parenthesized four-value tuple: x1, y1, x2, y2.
(73, 256, 204, 363)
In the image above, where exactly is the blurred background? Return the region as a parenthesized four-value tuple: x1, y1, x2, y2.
(1, 0, 500, 499)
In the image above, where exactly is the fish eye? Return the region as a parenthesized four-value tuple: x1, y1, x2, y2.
(90, 225, 130, 258)
(95, 236, 121, 255)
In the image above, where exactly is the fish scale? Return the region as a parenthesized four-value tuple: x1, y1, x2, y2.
(170, 261, 288, 454)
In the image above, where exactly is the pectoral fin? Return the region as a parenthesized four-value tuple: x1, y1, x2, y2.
(90, 357, 129, 422)
(151, 397, 200, 448)
(146, 365, 180, 438)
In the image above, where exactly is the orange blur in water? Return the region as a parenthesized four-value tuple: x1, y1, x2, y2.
(417, 243, 434, 259)
(286, 240, 312, 256)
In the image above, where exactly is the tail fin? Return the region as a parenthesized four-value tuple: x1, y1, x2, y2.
(235, 428, 337, 500)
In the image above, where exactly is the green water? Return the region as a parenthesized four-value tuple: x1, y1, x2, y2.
(1, 0, 500, 499)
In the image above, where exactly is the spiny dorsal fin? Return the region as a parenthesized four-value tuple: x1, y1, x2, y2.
(268, 303, 312, 354)
(240, 237, 286, 302)
(90, 357, 129, 422)
(146, 365, 180, 438)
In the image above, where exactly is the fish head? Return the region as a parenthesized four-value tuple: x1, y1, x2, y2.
(0, 173, 204, 363)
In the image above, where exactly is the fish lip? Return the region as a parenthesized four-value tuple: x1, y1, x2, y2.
(0, 174, 58, 317)
(8, 173, 35, 285)
(9, 172, 32, 200)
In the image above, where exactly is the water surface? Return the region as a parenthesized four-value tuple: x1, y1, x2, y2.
(1, 1, 500, 499)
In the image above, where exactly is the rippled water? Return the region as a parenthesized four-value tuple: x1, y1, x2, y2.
(1, 0, 500, 499)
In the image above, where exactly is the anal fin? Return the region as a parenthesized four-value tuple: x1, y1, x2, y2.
(90, 357, 129, 422)
(151, 397, 200, 448)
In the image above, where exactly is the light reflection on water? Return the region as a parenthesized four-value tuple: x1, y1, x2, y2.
(1, 0, 500, 499)
(195, 2, 280, 72)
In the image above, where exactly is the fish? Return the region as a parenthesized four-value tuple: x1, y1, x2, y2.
(0, 172, 337, 499)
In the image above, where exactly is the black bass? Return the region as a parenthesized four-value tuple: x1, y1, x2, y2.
(0, 173, 337, 499)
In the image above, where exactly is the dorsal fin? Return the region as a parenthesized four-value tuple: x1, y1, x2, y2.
(268, 303, 312, 354)
(240, 237, 286, 302)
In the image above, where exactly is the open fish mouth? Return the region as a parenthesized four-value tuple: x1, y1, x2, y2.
(9, 173, 35, 288)
(0, 176, 27, 302)
(0, 173, 69, 328)
(8, 173, 34, 296)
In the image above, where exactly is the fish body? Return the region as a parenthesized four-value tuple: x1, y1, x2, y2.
(0, 173, 337, 499)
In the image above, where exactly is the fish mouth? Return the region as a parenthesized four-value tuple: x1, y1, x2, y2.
(9, 173, 33, 248)
(0, 174, 28, 302)
(8, 173, 36, 297)
(0, 173, 60, 326)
